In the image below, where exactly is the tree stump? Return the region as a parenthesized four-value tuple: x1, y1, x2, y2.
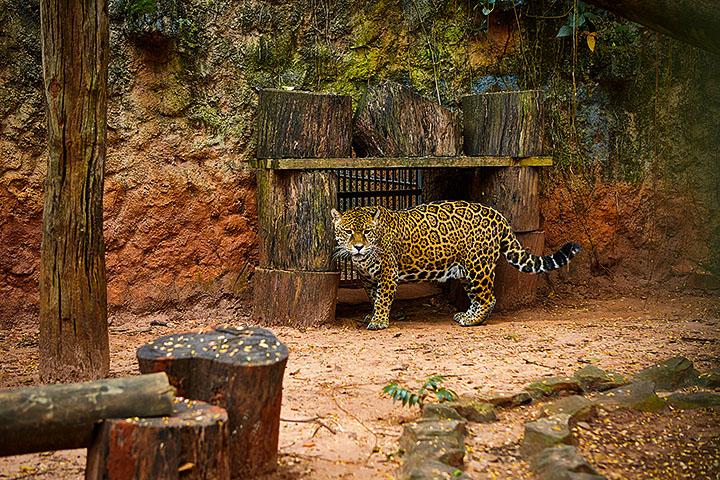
(136, 326, 289, 479)
(470, 167, 540, 233)
(85, 398, 229, 480)
(462, 90, 545, 157)
(352, 81, 463, 202)
(0, 373, 174, 456)
(253, 89, 350, 327)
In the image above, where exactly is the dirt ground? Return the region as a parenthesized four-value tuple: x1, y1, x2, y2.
(0, 286, 719, 479)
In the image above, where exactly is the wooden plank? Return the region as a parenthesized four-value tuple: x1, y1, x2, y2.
(470, 166, 541, 232)
(250, 156, 553, 170)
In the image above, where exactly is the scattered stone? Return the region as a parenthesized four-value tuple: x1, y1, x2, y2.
(595, 381, 666, 412)
(698, 368, 720, 388)
(525, 376, 582, 399)
(399, 418, 467, 453)
(483, 391, 533, 408)
(542, 395, 596, 422)
(522, 413, 573, 456)
(530, 445, 605, 480)
(573, 365, 626, 392)
(633, 356, 700, 391)
(422, 403, 465, 421)
(666, 391, 720, 409)
(398, 458, 470, 480)
(449, 398, 497, 423)
(407, 436, 466, 467)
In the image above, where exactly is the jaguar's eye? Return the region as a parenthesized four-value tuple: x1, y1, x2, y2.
(343, 229, 352, 236)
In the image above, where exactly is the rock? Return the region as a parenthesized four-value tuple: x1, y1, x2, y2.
(483, 391, 533, 408)
(522, 414, 573, 456)
(525, 376, 582, 399)
(405, 436, 466, 467)
(633, 356, 700, 391)
(422, 403, 465, 421)
(449, 399, 497, 423)
(530, 445, 605, 480)
(398, 458, 470, 480)
(399, 418, 467, 454)
(698, 368, 720, 388)
(542, 395, 596, 421)
(595, 381, 666, 412)
(573, 365, 626, 392)
(666, 392, 720, 409)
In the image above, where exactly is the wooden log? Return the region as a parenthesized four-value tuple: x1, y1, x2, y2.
(86, 398, 229, 480)
(252, 267, 340, 327)
(256, 170, 337, 271)
(256, 89, 352, 159)
(470, 167, 540, 232)
(449, 231, 545, 313)
(0, 373, 174, 456)
(136, 326, 289, 479)
(353, 81, 462, 157)
(462, 90, 545, 157)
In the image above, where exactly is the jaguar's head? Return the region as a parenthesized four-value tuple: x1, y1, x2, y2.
(330, 207, 380, 259)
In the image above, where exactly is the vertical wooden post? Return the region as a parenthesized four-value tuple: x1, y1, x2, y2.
(462, 90, 546, 311)
(253, 89, 351, 326)
(38, 0, 110, 381)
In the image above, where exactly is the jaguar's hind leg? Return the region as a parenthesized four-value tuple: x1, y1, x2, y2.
(453, 270, 496, 327)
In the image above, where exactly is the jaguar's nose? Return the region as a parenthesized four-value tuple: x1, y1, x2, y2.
(353, 244, 363, 253)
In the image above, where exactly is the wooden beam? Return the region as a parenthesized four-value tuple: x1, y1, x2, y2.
(250, 156, 553, 170)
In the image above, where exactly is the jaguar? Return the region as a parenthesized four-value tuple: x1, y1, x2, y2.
(331, 200, 581, 330)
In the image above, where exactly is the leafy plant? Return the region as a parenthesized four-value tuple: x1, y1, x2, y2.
(557, 2, 601, 51)
(382, 375, 458, 409)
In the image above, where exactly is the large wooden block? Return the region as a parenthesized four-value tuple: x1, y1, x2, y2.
(462, 90, 545, 157)
(252, 267, 340, 327)
(256, 89, 352, 159)
(470, 167, 540, 232)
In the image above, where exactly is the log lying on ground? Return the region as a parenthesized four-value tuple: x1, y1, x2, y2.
(137, 326, 289, 479)
(86, 397, 229, 480)
(462, 90, 545, 157)
(0, 372, 174, 456)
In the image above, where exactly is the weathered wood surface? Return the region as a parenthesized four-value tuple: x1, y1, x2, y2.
(39, 0, 110, 382)
(256, 89, 352, 159)
(449, 231, 545, 313)
(86, 398, 229, 480)
(137, 326, 289, 478)
(250, 155, 553, 170)
(0, 373, 174, 456)
(470, 167, 540, 232)
(585, 0, 720, 55)
(252, 267, 340, 327)
(463, 90, 545, 157)
(353, 81, 462, 157)
(256, 170, 338, 271)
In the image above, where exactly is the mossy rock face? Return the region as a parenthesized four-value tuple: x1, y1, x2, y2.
(666, 392, 720, 410)
(525, 376, 582, 399)
(595, 381, 666, 412)
(573, 365, 626, 392)
(542, 395, 596, 422)
(398, 458, 470, 480)
(483, 391, 533, 408)
(399, 418, 467, 453)
(633, 356, 700, 391)
(422, 403, 465, 421)
(530, 445, 604, 480)
(522, 414, 573, 457)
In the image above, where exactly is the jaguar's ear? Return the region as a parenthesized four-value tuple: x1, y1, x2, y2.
(373, 208, 381, 225)
(331, 208, 342, 225)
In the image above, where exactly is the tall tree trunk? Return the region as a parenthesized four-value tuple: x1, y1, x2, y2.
(39, 0, 110, 382)
(584, 0, 720, 55)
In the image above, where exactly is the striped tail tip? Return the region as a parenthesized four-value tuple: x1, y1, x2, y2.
(552, 242, 582, 268)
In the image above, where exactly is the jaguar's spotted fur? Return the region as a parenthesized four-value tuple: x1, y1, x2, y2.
(331, 201, 581, 330)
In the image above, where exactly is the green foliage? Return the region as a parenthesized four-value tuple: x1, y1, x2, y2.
(382, 375, 458, 409)
(125, 0, 157, 16)
(556, 2, 600, 38)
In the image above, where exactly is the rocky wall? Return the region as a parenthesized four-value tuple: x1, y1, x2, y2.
(1, 0, 718, 326)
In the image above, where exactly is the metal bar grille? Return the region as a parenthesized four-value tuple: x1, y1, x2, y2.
(336, 168, 423, 286)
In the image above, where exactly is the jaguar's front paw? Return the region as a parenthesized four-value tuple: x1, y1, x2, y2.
(367, 317, 389, 330)
(453, 311, 488, 327)
(453, 312, 469, 326)
(363, 313, 373, 324)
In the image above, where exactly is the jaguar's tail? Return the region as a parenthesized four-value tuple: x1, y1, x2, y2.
(500, 227, 581, 274)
